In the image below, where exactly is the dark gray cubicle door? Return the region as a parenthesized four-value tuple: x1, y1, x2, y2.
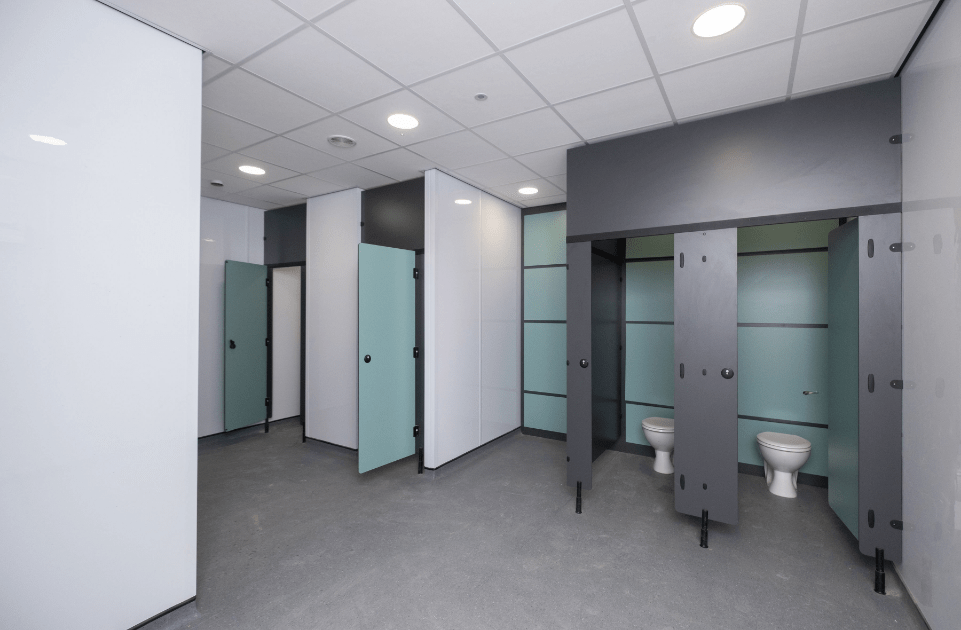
(567, 241, 593, 489)
(857, 213, 902, 562)
(673, 229, 738, 525)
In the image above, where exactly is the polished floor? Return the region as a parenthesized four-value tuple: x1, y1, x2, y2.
(149, 417, 927, 630)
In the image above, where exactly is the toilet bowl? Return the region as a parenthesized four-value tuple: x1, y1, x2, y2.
(641, 417, 674, 474)
(756, 432, 812, 498)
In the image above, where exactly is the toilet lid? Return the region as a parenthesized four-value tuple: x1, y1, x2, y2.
(756, 431, 811, 453)
(641, 417, 674, 433)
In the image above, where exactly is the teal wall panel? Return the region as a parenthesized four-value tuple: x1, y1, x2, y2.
(626, 404, 675, 446)
(626, 260, 674, 321)
(738, 219, 837, 253)
(524, 211, 567, 266)
(524, 393, 567, 434)
(738, 419, 828, 477)
(738, 253, 828, 324)
(626, 234, 673, 258)
(625, 324, 674, 407)
(738, 327, 829, 426)
(524, 267, 566, 320)
(524, 323, 566, 395)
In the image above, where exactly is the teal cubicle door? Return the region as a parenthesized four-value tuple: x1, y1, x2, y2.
(224, 260, 268, 432)
(358, 244, 415, 474)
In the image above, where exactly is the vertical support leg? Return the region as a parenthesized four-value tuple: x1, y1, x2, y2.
(576, 481, 582, 514)
(265, 418, 269, 433)
(700, 510, 709, 548)
(874, 548, 886, 594)
(418, 447, 424, 474)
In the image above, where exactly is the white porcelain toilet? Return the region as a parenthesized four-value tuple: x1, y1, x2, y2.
(756, 432, 812, 498)
(641, 417, 675, 474)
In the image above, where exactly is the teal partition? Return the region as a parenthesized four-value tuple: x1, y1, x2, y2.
(224, 260, 268, 432)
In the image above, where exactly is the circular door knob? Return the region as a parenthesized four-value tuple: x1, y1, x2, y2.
(721, 368, 734, 379)
(580, 359, 589, 368)
(364, 355, 371, 363)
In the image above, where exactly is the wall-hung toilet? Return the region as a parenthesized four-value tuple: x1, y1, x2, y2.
(641, 417, 674, 474)
(756, 432, 812, 498)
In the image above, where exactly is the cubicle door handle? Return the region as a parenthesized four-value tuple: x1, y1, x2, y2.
(229, 340, 236, 349)
(579, 359, 589, 368)
(679, 363, 684, 379)
(803, 390, 819, 395)
(364, 355, 371, 363)
(721, 368, 734, 379)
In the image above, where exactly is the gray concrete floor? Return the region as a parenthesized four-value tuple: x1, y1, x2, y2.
(152, 417, 928, 630)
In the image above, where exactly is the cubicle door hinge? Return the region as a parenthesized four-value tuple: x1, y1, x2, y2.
(266, 278, 270, 287)
(413, 425, 420, 438)
(890, 380, 904, 389)
(266, 338, 270, 346)
(889, 134, 903, 144)
(413, 347, 420, 359)
(265, 397, 270, 406)
(891, 520, 904, 530)
(889, 242, 915, 252)
(413, 268, 419, 279)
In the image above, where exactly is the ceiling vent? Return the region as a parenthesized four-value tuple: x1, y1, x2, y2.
(328, 135, 357, 149)
(210, 180, 224, 187)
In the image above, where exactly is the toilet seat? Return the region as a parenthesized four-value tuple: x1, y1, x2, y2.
(756, 431, 811, 453)
(641, 417, 674, 433)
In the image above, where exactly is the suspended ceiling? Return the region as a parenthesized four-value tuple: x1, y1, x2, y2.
(106, 0, 936, 210)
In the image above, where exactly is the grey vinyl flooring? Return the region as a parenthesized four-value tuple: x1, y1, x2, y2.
(148, 417, 928, 630)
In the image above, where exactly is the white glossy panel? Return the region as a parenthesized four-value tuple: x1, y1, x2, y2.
(305, 189, 362, 448)
(408, 131, 506, 170)
(473, 108, 581, 156)
(203, 69, 329, 134)
(271, 266, 302, 421)
(900, 1, 961, 627)
(453, 0, 621, 49)
(554, 79, 671, 141)
(0, 1, 199, 627)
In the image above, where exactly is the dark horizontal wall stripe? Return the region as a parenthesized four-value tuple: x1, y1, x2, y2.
(626, 400, 674, 409)
(627, 320, 673, 325)
(626, 256, 674, 263)
(738, 462, 828, 488)
(738, 247, 828, 257)
(522, 426, 566, 442)
(525, 320, 566, 324)
(524, 263, 568, 269)
(738, 323, 828, 328)
(524, 390, 567, 399)
(523, 203, 566, 216)
(739, 415, 828, 429)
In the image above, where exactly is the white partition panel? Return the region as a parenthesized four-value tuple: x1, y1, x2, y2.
(0, 1, 200, 628)
(271, 266, 302, 421)
(306, 189, 362, 448)
(425, 171, 521, 468)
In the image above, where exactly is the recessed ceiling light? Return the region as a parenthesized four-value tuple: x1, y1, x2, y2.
(387, 113, 419, 130)
(29, 134, 66, 146)
(474, 93, 488, 101)
(239, 165, 266, 175)
(692, 4, 746, 38)
(455, 199, 472, 205)
(518, 187, 538, 195)
(328, 135, 357, 149)
(210, 180, 224, 187)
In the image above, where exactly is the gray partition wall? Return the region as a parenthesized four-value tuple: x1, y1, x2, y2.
(567, 241, 593, 489)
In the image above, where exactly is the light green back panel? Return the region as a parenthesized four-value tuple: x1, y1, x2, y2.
(224, 260, 268, 432)
(737, 419, 828, 477)
(738, 253, 828, 324)
(524, 211, 567, 266)
(524, 393, 566, 434)
(626, 234, 674, 258)
(738, 327, 829, 425)
(625, 324, 675, 406)
(626, 260, 674, 321)
(828, 221, 860, 537)
(524, 267, 566, 320)
(358, 244, 415, 474)
(626, 404, 675, 446)
(524, 323, 566, 395)
(737, 219, 838, 253)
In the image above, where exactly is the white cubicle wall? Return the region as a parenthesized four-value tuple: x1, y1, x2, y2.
(424, 170, 522, 468)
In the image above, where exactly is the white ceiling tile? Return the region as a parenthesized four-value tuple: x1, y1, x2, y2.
(108, 0, 303, 63)
(554, 79, 671, 141)
(661, 41, 794, 120)
(473, 108, 581, 156)
(309, 163, 397, 189)
(525, 193, 567, 208)
(243, 28, 400, 112)
(202, 55, 232, 82)
(279, 0, 343, 20)
(506, 10, 652, 104)
(412, 57, 545, 127)
(456, 158, 538, 188)
(204, 69, 329, 134)
(547, 174, 566, 192)
(222, 192, 282, 210)
(453, 0, 622, 49)
(634, 0, 802, 74)
(352, 148, 439, 181)
(238, 185, 308, 206)
(272, 175, 345, 197)
(204, 153, 300, 185)
(804, 0, 924, 33)
(201, 143, 231, 164)
(200, 168, 261, 194)
(513, 143, 581, 177)
(340, 90, 463, 146)
(318, 0, 494, 84)
(240, 136, 343, 173)
(494, 178, 564, 203)
(407, 131, 506, 169)
(202, 108, 275, 151)
(285, 116, 399, 160)
(792, 3, 932, 94)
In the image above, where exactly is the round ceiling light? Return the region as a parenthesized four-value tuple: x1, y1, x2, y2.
(29, 134, 66, 145)
(328, 134, 357, 148)
(239, 165, 266, 175)
(692, 4, 746, 38)
(518, 187, 538, 195)
(454, 199, 472, 205)
(387, 113, 419, 130)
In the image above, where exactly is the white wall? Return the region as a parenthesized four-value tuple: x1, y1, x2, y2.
(0, 1, 200, 629)
(198, 197, 264, 437)
(900, 1, 961, 627)
(306, 189, 362, 448)
(271, 266, 302, 421)
(424, 170, 521, 468)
